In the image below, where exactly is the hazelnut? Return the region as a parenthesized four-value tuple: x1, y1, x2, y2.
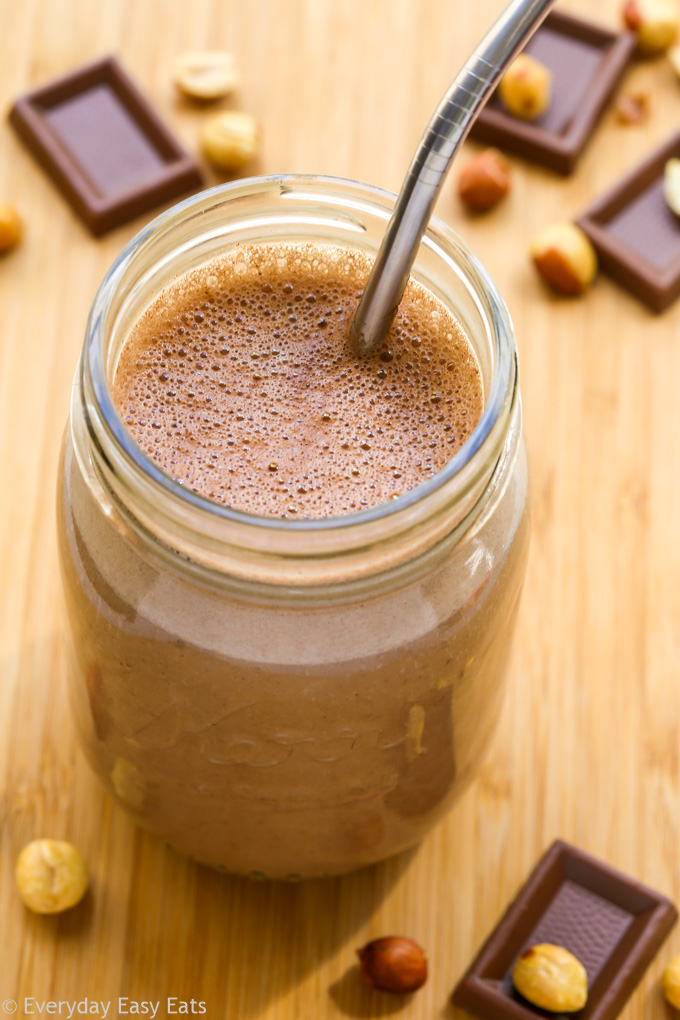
(669, 43, 680, 73)
(530, 222, 598, 296)
(200, 111, 260, 171)
(173, 51, 240, 101)
(623, 0, 679, 53)
(356, 936, 427, 994)
(498, 54, 552, 120)
(513, 943, 588, 1012)
(0, 204, 22, 252)
(615, 90, 650, 124)
(664, 158, 680, 216)
(15, 839, 88, 914)
(458, 148, 511, 212)
(663, 954, 680, 1008)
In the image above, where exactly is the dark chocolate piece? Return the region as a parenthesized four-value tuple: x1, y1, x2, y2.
(577, 131, 680, 313)
(9, 56, 203, 236)
(470, 13, 636, 174)
(453, 840, 676, 1020)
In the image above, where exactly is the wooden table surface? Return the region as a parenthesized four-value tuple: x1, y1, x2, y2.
(2, 0, 680, 1016)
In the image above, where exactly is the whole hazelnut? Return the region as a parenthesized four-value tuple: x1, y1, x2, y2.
(615, 90, 650, 124)
(663, 158, 680, 216)
(530, 222, 598, 296)
(458, 148, 511, 212)
(669, 42, 680, 73)
(513, 943, 588, 1012)
(623, 0, 679, 53)
(0, 204, 22, 253)
(356, 936, 427, 994)
(16, 839, 88, 914)
(173, 51, 240, 101)
(200, 111, 260, 171)
(663, 954, 680, 1008)
(498, 54, 552, 120)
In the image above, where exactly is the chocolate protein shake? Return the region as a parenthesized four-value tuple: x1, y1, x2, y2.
(112, 243, 482, 516)
(58, 184, 529, 878)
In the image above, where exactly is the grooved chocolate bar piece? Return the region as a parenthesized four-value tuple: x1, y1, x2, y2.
(470, 12, 636, 175)
(9, 56, 203, 236)
(577, 132, 680, 313)
(452, 840, 676, 1020)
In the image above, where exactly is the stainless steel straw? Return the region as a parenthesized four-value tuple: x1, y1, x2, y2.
(350, 0, 557, 354)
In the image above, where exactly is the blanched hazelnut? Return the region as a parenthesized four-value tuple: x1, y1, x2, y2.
(498, 54, 552, 120)
(458, 148, 511, 212)
(623, 0, 679, 53)
(173, 51, 240, 101)
(200, 111, 260, 171)
(664, 158, 680, 215)
(669, 43, 680, 73)
(0, 204, 22, 252)
(16, 839, 88, 914)
(663, 954, 680, 1008)
(357, 936, 427, 994)
(513, 943, 588, 1012)
(530, 222, 598, 296)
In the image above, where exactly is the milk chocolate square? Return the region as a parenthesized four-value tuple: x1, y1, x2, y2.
(470, 12, 636, 174)
(577, 132, 680, 312)
(453, 840, 676, 1020)
(9, 56, 203, 235)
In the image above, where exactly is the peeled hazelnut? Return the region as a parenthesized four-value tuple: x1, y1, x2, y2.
(663, 954, 680, 1008)
(16, 839, 88, 914)
(200, 111, 260, 171)
(623, 0, 679, 53)
(357, 936, 427, 994)
(458, 148, 511, 212)
(0, 204, 22, 252)
(498, 54, 552, 120)
(615, 90, 650, 124)
(513, 943, 588, 1012)
(664, 158, 680, 215)
(173, 51, 240, 101)
(669, 43, 680, 73)
(530, 222, 598, 296)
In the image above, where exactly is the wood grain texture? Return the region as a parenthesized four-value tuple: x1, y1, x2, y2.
(1, 0, 679, 1016)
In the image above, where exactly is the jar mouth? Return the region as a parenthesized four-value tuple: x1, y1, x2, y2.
(83, 173, 517, 540)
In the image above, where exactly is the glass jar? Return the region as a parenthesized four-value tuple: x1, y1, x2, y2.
(57, 175, 530, 878)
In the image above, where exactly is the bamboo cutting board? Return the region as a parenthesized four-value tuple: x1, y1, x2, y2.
(1, 0, 680, 1017)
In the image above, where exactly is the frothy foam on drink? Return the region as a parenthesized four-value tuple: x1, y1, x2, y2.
(113, 242, 483, 517)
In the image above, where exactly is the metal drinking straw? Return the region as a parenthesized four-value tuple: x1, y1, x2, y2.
(350, 0, 557, 355)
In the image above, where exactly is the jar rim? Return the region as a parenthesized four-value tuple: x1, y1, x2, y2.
(82, 173, 517, 550)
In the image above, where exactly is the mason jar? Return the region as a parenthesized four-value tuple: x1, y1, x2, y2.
(57, 175, 530, 879)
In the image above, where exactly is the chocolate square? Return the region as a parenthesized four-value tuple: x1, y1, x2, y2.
(577, 131, 680, 313)
(453, 840, 676, 1020)
(470, 12, 636, 174)
(9, 56, 203, 236)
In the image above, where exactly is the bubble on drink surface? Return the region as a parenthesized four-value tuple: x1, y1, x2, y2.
(112, 242, 483, 518)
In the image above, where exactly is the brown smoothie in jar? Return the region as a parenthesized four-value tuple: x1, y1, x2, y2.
(112, 242, 483, 515)
(58, 241, 529, 877)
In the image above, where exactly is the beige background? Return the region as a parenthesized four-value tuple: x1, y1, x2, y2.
(1, 0, 680, 1016)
